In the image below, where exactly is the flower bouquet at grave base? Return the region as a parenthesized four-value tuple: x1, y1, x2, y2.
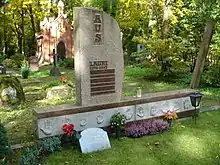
(110, 112, 126, 138)
(60, 75, 68, 84)
(164, 110, 178, 127)
(61, 123, 81, 148)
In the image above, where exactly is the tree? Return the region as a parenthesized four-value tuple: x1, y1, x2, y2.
(190, 0, 219, 88)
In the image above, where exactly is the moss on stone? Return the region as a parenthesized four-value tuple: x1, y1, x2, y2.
(0, 75, 25, 105)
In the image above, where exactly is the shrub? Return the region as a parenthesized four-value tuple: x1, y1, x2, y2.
(0, 123, 11, 164)
(63, 58, 74, 68)
(201, 64, 220, 87)
(20, 137, 61, 165)
(0, 75, 25, 105)
(2, 59, 17, 68)
(20, 147, 39, 165)
(10, 53, 24, 68)
(21, 67, 30, 79)
(57, 59, 65, 67)
(38, 137, 61, 156)
(124, 119, 169, 138)
(0, 55, 6, 64)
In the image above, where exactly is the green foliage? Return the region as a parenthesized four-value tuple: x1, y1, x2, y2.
(20, 147, 39, 165)
(21, 67, 30, 79)
(58, 58, 74, 68)
(0, 75, 25, 105)
(201, 64, 220, 87)
(10, 53, 24, 68)
(2, 59, 17, 68)
(0, 55, 6, 64)
(110, 112, 126, 129)
(125, 66, 159, 79)
(39, 136, 61, 155)
(61, 130, 81, 148)
(0, 122, 11, 164)
(44, 80, 62, 89)
(29, 70, 50, 77)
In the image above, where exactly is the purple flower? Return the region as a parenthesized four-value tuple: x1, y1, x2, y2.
(124, 119, 169, 138)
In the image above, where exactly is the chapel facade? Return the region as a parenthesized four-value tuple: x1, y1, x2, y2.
(36, 0, 74, 65)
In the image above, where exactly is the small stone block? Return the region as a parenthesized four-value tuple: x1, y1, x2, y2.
(79, 128, 111, 153)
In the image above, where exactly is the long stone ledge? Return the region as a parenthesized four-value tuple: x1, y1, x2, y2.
(34, 89, 198, 119)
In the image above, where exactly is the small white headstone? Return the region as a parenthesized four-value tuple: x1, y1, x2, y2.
(79, 128, 111, 153)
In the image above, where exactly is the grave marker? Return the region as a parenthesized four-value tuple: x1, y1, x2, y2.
(74, 8, 124, 106)
(79, 128, 111, 153)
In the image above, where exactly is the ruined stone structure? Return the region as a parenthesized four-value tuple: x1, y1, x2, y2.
(36, 0, 74, 65)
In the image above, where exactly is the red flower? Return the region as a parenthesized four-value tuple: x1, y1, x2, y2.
(62, 123, 74, 136)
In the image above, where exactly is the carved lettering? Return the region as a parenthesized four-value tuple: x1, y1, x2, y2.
(90, 61, 108, 70)
(95, 34, 102, 43)
(95, 24, 102, 32)
(94, 14, 102, 23)
(93, 12, 103, 45)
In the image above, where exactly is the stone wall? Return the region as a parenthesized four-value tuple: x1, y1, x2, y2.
(33, 89, 198, 139)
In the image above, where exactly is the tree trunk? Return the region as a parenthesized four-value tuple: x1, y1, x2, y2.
(21, 4, 25, 56)
(161, 0, 171, 39)
(190, 21, 216, 88)
(3, 6, 7, 56)
(28, 5, 36, 35)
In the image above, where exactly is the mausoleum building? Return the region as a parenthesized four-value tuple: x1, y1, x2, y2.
(36, 0, 74, 65)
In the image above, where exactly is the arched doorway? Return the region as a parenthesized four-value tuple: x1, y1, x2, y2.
(57, 41, 66, 60)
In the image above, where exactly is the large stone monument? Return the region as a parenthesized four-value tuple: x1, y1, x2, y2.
(74, 8, 124, 106)
(33, 7, 200, 139)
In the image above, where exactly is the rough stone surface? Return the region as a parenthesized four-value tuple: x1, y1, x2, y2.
(74, 7, 124, 106)
(0, 75, 25, 106)
(46, 85, 73, 99)
(29, 56, 39, 71)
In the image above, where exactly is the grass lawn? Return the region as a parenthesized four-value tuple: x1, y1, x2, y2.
(45, 110, 220, 165)
(1, 66, 220, 145)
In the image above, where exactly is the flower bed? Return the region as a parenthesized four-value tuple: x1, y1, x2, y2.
(124, 119, 169, 138)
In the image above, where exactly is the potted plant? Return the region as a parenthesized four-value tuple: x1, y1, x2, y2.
(61, 123, 81, 148)
(164, 110, 178, 127)
(110, 112, 126, 138)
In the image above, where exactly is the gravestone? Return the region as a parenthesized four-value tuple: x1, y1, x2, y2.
(79, 128, 111, 153)
(74, 8, 124, 106)
(0, 64, 6, 74)
(29, 56, 39, 71)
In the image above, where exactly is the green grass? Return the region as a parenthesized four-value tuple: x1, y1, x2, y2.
(1, 66, 220, 145)
(44, 111, 220, 165)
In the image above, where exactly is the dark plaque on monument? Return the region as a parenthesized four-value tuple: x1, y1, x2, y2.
(89, 61, 115, 96)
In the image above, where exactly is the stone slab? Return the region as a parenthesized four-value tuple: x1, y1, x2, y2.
(74, 7, 124, 106)
(79, 128, 111, 153)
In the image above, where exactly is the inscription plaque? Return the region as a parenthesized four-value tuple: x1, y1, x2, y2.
(90, 61, 115, 96)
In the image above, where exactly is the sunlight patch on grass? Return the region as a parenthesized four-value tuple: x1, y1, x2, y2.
(174, 133, 207, 159)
